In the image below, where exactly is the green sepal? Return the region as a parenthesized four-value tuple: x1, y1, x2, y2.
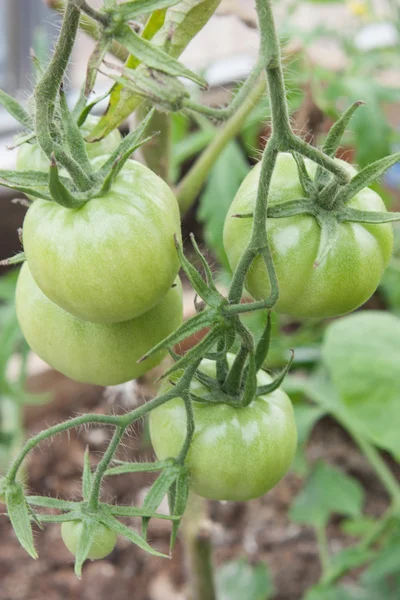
(0, 173, 53, 201)
(59, 88, 93, 175)
(110, 0, 181, 20)
(103, 63, 189, 111)
(49, 156, 87, 208)
(30, 49, 45, 80)
(109, 506, 179, 520)
(26, 496, 81, 511)
(193, 368, 220, 390)
(0, 89, 33, 129)
(96, 108, 155, 190)
(256, 351, 294, 396)
(113, 24, 207, 88)
(141, 463, 182, 539)
(175, 236, 224, 308)
(137, 309, 215, 363)
(338, 208, 400, 224)
(82, 447, 92, 502)
(105, 459, 173, 477)
(314, 213, 339, 267)
(8, 131, 36, 150)
(324, 102, 364, 157)
(318, 177, 340, 210)
(341, 152, 400, 203)
(6, 482, 38, 559)
(316, 101, 365, 188)
(292, 152, 315, 197)
(189, 233, 218, 290)
(101, 513, 168, 557)
(242, 352, 258, 407)
(85, 38, 111, 97)
(73, 517, 97, 578)
(0, 252, 25, 267)
(255, 311, 272, 371)
(267, 199, 315, 219)
(34, 511, 82, 524)
(170, 469, 190, 551)
(158, 327, 222, 381)
(75, 89, 111, 125)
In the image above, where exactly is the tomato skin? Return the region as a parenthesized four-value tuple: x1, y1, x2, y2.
(16, 263, 183, 386)
(61, 520, 117, 560)
(223, 153, 393, 319)
(22, 158, 182, 324)
(149, 356, 297, 501)
(16, 116, 122, 171)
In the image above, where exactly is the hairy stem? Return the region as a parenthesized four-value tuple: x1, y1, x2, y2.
(47, 0, 128, 60)
(88, 426, 127, 510)
(183, 493, 216, 600)
(35, 0, 93, 189)
(177, 76, 266, 214)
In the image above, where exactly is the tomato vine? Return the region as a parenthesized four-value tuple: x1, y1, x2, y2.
(0, 0, 400, 582)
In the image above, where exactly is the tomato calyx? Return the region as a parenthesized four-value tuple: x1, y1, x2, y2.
(140, 236, 294, 409)
(0, 110, 155, 208)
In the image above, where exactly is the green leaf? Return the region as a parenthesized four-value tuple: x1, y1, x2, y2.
(303, 585, 354, 600)
(170, 469, 189, 549)
(6, 483, 38, 559)
(141, 463, 181, 538)
(74, 518, 96, 578)
(290, 461, 364, 528)
(330, 547, 374, 573)
(291, 402, 327, 475)
(82, 448, 92, 502)
(216, 559, 274, 600)
(362, 525, 400, 584)
(101, 513, 168, 558)
(198, 141, 250, 268)
(113, 0, 181, 19)
(114, 25, 206, 88)
(341, 515, 377, 538)
(0, 89, 33, 129)
(322, 311, 400, 458)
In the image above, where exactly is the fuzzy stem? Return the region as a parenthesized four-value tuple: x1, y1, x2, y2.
(183, 493, 216, 600)
(88, 426, 126, 510)
(177, 76, 266, 214)
(35, 0, 93, 190)
(47, 0, 128, 60)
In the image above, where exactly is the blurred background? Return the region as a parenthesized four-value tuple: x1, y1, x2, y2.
(1, 1, 400, 599)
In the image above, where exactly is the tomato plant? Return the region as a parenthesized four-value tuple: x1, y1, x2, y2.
(16, 116, 122, 172)
(1, 0, 400, 590)
(22, 157, 182, 324)
(224, 152, 393, 319)
(150, 356, 297, 501)
(61, 520, 117, 560)
(16, 263, 183, 386)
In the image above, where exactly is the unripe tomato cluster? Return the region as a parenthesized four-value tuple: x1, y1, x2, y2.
(16, 133, 183, 386)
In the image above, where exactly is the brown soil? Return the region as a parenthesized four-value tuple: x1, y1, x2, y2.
(0, 367, 392, 600)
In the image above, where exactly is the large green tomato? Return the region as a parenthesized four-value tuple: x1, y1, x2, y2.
(16, 263, 183, 386)
(22, 158, 182, 324)
(61, 520, 117, 560)
(16, 115, 122, 171)
(149, 356, 297, 501)
(223, 153, 393, 319)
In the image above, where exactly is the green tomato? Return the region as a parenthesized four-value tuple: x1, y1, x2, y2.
(22, 158, 182, 324)
(223, 153, 393, 319)
(16, 263, 183, 386)
(61, 520, 117, 560)
(16, 115, 122, 172)
(149, 355, 297, 501)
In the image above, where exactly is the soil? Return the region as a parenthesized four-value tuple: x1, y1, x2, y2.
(0, 365, 393, 600)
